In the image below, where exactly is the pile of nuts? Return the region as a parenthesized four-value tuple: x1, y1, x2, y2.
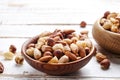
(100, 11, 120, 33)
(3, 45, 24, 64)
(26, 29, 92, 64)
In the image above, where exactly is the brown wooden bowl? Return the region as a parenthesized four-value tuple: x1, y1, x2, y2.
(21, 35, 95, 76)
(92, 19, 120, 54)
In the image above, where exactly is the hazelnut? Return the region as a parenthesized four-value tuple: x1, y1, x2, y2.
(53, 49, 64, 59)
(9, 45, 17, 53)
(15, 55, 24, 64)
(80, 21, 87, 28)
(85, 47, 90, 55)
(103, 11, 110, 18)
(0, 62, 4, 73)
(100, 59, 110, 70)
(47, 38, 55, 46)
(95, 52, 107, 62)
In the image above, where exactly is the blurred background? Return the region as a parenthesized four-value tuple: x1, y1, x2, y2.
(0, 0, 120, 25)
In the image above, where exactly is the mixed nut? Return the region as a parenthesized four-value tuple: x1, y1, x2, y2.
(95, 52, 110, 70)
(26, 29, 92, 64)
(100, 11, 120, 33)
(3, 45, 24, 64)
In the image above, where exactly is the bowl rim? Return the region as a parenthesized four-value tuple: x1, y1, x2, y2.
(97, 19, 120, 36)
(21, 35, 95, 66)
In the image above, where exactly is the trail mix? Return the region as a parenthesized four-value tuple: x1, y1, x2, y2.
(26, 29, 92, 64)
(100, 11, 120, 33)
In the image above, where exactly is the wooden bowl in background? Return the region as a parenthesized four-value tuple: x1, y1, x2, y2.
(92, 19, 120, 54)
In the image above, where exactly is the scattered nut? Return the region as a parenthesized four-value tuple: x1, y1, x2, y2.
(4, 51, 14, 60)
(0, 62, 4, 73)
(9, 45, 17, 53)
(95, 52, 107, 62)
(80, 21, 87, 28)
(100, 59, 110, 70)
(15, 55, 24, 64)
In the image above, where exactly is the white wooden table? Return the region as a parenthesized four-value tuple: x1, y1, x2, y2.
(0, 0, 120, 80)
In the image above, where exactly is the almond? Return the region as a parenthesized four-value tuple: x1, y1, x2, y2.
(39, 56, 52, 62)
(65, 51, 77, 61)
